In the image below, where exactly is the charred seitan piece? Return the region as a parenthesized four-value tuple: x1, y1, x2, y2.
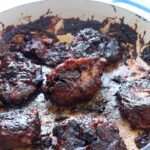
(22, 37, 73, 67)
(116, 78, 150, 129)
(0, 52, 43, 105)
(0, 109, 40, 149)
(45, 57, 106, 105)
(71, 28, 121, 65)
(52, 115, 127, 150)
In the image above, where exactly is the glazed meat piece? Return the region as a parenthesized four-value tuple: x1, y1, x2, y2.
(141, 46, 150, 65)
(0, 53, 43, 105)
(0, 109, 40, 149)
(46, 57, 106, 105)
(116, 78, 150, 129)
(22, 36, 72, 67)
(52, 115, 127, 150)
(71, 28, 121, 64)
(108, 23, 137, 45)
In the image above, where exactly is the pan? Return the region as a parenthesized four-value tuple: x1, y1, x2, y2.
(0, 0, 149, 150)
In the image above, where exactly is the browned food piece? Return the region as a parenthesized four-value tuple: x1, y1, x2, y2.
(0, 52, 43, 105)
(0, 109, 40, 149)
(52, 115, 127, 150)
(46, 57, 106, 105)
(116, 78, 150, 129)
(141, 46, 150, 65)
(71, 28, 121, 65)
(22, 36, 73, 67)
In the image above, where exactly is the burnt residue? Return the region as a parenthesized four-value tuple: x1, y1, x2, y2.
(135, 14, 148, 22)
(139, 31, 147, 48)
(141, 45, 150, 65)
(62, 18, 102, 34)
(119, 17, 125, 24)
(135, 131, 150, 149)
(134, 23, 138, 31)
(101, 17, 138, 59)
(132, 47, 138, 59)
(109, 22, 138, 59)
(43, 8, 52, 16)
(2, 16, 57, 43)
(112, 5, 117, 12)
(143, 30, 146, 37)
(109, 22, 137, 45)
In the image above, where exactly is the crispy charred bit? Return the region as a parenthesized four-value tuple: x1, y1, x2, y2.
(62, 18, 102, 34)
(52, 115, 127, 150)
(0, 109, 40, 149)
(45, 57, 106, 105)
(116, 78, 150, 129)
(71, 28, 121, 65)
(141, 46, 150, 65)
(0, 52, 43, 105)
(135, 131, 150, 149)
(22, 36, 73, 67)
(108, 23, 137, 45)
